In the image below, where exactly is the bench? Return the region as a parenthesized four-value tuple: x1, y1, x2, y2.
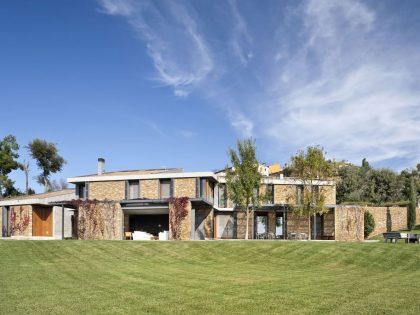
(383, 232, 401, 243)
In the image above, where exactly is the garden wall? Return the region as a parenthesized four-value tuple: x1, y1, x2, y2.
(335, 206, 364, 241)
(365, 206, 407, 237)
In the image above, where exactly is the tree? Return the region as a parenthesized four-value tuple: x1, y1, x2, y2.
(408, 177, 417, 230)
(19, 159, 30, 195)
(288, 146, 335, 240)
(27, 139, 66, 192)
(0, 135, 20, 197)
(51, 178, 69, 191)
(364, 211, 375, 239)
(225, 138, 262, 240)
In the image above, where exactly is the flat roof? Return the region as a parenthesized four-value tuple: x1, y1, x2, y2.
(0, 189, 75, 207)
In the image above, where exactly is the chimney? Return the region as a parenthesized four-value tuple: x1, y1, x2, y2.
(98, 158, 105, 175)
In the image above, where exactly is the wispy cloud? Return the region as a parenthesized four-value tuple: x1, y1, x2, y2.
(141, 120, 165, 136)
(99, 0, 213, 97)
(98, 0, 420, 168)
(178, 130, 198, 139)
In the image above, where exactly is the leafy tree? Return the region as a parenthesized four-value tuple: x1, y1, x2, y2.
(288, 146, 335, 239)
(27, 139, 66, 192)
(0, 135, 20, 197)
(408, 177, 417, 230)
(364, 211, 375, 239)
(19, 159, 30, 195)
(225, 138, 261, 240)
(51, 178, 69, 191)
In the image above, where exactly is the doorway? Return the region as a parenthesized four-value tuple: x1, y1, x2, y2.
(32, 206, 53, 236)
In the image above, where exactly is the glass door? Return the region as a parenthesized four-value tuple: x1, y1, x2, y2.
(276, 215, 283, 239)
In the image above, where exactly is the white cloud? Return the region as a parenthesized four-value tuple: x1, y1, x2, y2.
(98, 0, 420, 168)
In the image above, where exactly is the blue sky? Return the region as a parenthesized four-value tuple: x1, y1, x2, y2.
(1, 0, 420, 193)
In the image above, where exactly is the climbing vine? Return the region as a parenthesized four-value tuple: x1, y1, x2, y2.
(70, 199, 118, 240)
(169, 197, 189, 240)
(10, 206, 30, 235)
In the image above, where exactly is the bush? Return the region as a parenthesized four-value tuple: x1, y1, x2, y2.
(364, 211, 375, 239)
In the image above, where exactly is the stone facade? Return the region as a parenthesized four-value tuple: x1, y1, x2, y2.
(287, 213, 310, 235)
(235, 211, 254, 239)
(140, 179, 159, 199)
(335, 206, 364, 241)
(267, 211, 276, 234)
(324, 210, 335, 236)
(274, 185, 296, 204)
(320, 185, 336, 205)
(169, 200, 192, 240)
(89, 181, 125, 200)
(77, 201, 122, 240)
(174, 178, 196, 198)
(202, 208, 213, 239)
(365, 206, 407, 237)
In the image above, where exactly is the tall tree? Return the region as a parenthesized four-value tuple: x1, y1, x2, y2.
(19, 159, 30, 195)
(225, 138, 261, 240)
(0, 135, 20, 197)
(27, 139, 66, 192)
(408, 177, 417, 230)
(289, 146, 335, 240)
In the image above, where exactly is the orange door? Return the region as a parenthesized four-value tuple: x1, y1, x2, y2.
(32, 207, 53, 236)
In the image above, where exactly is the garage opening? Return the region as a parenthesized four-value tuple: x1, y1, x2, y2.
(129, 214, 169, 237)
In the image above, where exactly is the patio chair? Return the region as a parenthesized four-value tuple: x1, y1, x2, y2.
(268, 232, 275, 240)
(125, 232, 133, 240)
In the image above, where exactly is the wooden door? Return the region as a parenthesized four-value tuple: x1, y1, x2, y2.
(33, 206, 53, 236)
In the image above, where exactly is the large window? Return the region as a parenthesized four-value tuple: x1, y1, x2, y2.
(128, 180, 139, 199)
(76, 183, 87, 199)
(266, 184, 274, 204)
(160, 179, 171, 199)
(218, 184, 227, 208)
(296, 185, 304, 205)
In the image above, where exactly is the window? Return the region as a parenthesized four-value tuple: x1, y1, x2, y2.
(200, 178, 207, 198)
(76, 183, 87, 199)
(218, 184, 227, 208)
(160, 179, 171, 199)
(266, 185, 274, 204)
(296, 185, 304, 205)
(128, 180, 139, 199)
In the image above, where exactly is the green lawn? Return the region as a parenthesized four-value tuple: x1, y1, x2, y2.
(1, 241, 420, 314)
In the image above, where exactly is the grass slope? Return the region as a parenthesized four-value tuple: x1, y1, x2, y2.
(1, 241, 419, 314)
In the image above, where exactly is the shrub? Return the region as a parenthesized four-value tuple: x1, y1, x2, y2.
(364, 211, 375, 239)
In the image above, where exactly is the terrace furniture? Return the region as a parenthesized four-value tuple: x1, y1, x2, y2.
(383, 232, 401, 243)
(406, 233, 419, 243)
(288, 232, 297, 240)
(132, 231, 152, 241)
(159, 231, 169, 240)
(125, 232, 133, 240)
(267, 232, 275, 240)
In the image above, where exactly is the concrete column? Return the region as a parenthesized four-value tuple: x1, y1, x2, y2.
(61, 205, 65, 240)
(190, 208, 195, 240)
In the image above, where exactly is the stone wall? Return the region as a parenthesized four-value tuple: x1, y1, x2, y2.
(335, 206, 364, 241)
(169, 199, 191, 240)
(140, 179, 159, 199)
(365, 206, 407, 237)
(201, 208, 213, 239)
(77, 201, 122, 240)
(287, 213, 310, 235)
(324, 210, 335, 236)
(89, 181, 125, 200)
(10, 205, 32, 237)
(417, 208, 420, 225)
(274, 185, 296, 204)
(320, 185, 336, 205)
(268, 212, 276, 234)
(174, 178, 196, 198)
(235, 211, 254, 239)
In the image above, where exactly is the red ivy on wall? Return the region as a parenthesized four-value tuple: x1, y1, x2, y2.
(10, 206, 30, 235)
(169, 197, 189, 240)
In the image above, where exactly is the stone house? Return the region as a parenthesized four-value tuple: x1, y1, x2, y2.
(0, 189, 75, 239)
(6, 158, 401, 242)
